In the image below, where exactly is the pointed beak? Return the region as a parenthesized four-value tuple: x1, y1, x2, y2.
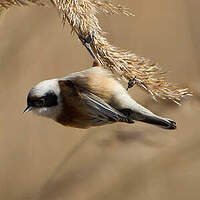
(23, 106, 33, 113)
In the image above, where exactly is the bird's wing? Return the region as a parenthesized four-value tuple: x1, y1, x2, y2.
(81, 92, 134, 124)
(59, 79, 134, 124)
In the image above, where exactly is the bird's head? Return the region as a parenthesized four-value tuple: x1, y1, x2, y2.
(24, 79, 62, 120)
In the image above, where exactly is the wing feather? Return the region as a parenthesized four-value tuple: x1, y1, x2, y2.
(59, 79, 134, 125)
(81, 92, 133, 123)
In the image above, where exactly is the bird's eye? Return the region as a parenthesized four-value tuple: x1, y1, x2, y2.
(35, 98, 45, 107)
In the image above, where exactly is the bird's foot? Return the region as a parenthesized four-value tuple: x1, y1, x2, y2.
(127, 76, 136, 91)
(79, 32, 97, 60)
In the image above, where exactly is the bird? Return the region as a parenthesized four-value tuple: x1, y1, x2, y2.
(24, 62, 176, 130)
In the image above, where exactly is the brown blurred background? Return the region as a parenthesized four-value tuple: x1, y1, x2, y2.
(0, 0, 200, 199)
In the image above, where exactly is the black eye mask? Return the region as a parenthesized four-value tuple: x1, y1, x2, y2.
(42, 92, 58, 107)
(27, 91, 58, 108)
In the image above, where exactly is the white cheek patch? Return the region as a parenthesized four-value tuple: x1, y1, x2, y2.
(32, 103, 62, 121)
(33, 107, 48, 116)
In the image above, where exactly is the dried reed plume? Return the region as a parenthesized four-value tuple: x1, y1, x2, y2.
(0, 0, 191, 103)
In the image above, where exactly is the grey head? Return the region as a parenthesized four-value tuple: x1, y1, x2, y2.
(24, 79, 62, 120)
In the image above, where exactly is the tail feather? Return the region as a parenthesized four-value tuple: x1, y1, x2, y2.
(139, 115, 176, 129)
(119, 108, 176, 130)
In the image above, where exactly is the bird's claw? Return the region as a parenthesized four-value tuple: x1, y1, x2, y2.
(79, 32, 97, 60)
(127, 76, 136, 91)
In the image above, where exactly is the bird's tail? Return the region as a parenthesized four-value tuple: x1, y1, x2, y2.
(119, 104, 176, 130)
(136, 114, 176, 129)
